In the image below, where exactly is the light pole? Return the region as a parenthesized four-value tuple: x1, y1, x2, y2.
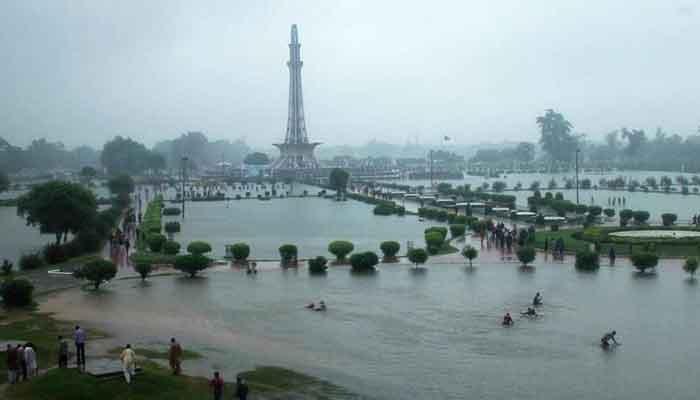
(429, 150, 434, 190)
(575, 149, 580, 205)
(181, 156, 188, 217)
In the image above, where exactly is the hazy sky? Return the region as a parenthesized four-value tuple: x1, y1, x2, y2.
(1, 0, 699, 149)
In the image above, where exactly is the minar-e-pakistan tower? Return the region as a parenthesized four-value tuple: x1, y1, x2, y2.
(271, 24, 320, 171)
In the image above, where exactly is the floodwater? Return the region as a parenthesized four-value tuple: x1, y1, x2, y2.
(42, 244, 699, 400)
(166, 197, 431, 259)
(0, 206, 55, 264)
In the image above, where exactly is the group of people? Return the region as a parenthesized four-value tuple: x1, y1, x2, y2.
(4, 343, 38, 384)
(245, 261, 258, 275)
(210, 372, 249, 400)
(305, 300, 327, 312)
(543, 237, 566, 260)
(479, 222, 536, 254)
(691, 215, 700, 225)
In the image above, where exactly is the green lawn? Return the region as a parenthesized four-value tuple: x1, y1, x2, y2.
(106, 347, 202, 361)
(533, 229, 700, 257)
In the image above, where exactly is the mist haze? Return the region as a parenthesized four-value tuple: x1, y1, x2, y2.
(2, 0, 699, 150)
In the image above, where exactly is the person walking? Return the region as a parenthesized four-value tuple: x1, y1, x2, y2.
(120, 344, 136, 384)
(210, 371, 225, 400)
(235, 376, 249, 400)
(58, 336, 69, 368)
(168, 338, 182, 375)
(74, 325, 86, 369)
(24, 343, 37, 378)
(6, 344, 19, 384)
(18, 345, 27, 381)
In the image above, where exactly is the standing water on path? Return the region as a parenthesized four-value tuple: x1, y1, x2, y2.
(41, 247, 700, 400)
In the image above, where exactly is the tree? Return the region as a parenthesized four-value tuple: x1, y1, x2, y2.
(134, 263, 153, 281)
(683, 257, 698, 278)
(462, 246, 478, 267)
(491, 181, 507, 192)
(101, 136, 162, 175)
(79, 166, 97, 183)
(621, 128, 647, 156)
(424, 231, 445, 254)
(407, 248, 428, 268)
(632, 211, 650, 225)
(513, 142, 535, 163)
(163, 240, 181, 255)
(73, 259, 117, 290)
(661, 213, 677, 227)
(148, 234, 167, 252)
(328, 240, 354, 263)
(279, 244, 298, 267)
(107, 174, 135, 198)
(0, 170, 9, 192)
(229, 243, 251, 264)
(349, 251, 379, 272)
(187, 241, 212, 256)
(329, 168, 350, 200)
(0, 278, 34, 307)
(174, 254, 210, 277)
(379, 241, 400, 261)
(516, 246, 536, 267)
(537, 109, 578, 162)
(308, 256, 328, 274)
(619, 209, 634, 226)
(17, 181, 97, 244)
(630, 251, 659, 273)
(575, 249, 600, 271)
(603, 208, 615, 218)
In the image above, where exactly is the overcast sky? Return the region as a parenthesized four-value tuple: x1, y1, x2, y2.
(1, 0, 699, 149)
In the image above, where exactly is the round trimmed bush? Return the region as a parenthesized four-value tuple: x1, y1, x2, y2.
(407, 248, 429, 267)
(683, 257, 698, 277)
(174, 254, 211, 277)
(162, 240, 181, 255)
(380, 241, 400, 260)
(308, 256, 328, 274)
(134, 263, 153, 281)
(230, 243, 251, 263)
(449, 224, 466, 238)
(19, 253, 44, 270)
(632, 210, 650, 225)
(279, 244, 298, 266)
(164, 221, 181, 234)
(350, 251, 379, 271)
(603, 208, 615, 218)
(462, 245, 478, 267)
(148, 233, 167, 252)
(187, 241, 212, 256)
(516, 246, 536, 267)
(1, 278, 34, 307)
(630, 251, 659, 273)
(73, 259, 117, 290)
(575, 249, 600, 271)
(162, 207, 181, 216)
(425, 232, 445, 254)
(328, 241, 354, 263)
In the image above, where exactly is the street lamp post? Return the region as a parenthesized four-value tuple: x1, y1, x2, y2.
(181, 156, 188, 217)
(429, 150, 434, 190)
(575, 149, 580, 205)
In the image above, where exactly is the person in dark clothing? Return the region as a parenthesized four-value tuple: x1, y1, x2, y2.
(608, 247, 616, 265)
(235, 376, 250, 400)
(58, 336, 69, 368)
(502, 313, 513, 326)
(210, 371, 224, 400)
(18, 345, 27, 381)
(6, 344, 19, 384)
(125, 239, 131, 256)
(533, 292, 543, 306)
(74, 325, 86, 368)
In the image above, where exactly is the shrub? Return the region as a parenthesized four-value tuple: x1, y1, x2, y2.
(575, 204, 588, 215)
(449, 224, 466, 238)
(425, 232, 445, 254)
(619, 209, 634, 226)
(174, 254, 211, 277)
(164, 221, 181, 234)
(279, 244, 298, 266)
(134, 263, 153, 281)
(187, 241, 212, 256)
(588, 206, 602, 217)
(407, 248, 429, 267)
(230, 243, 251, 263)
(380, 241, 401, 260)
(630, 251, 659, 273)
(575, 249, 600, 271)
(516, 246, 536, 267)
(148, 234, 167, 252)
(373, 204, 395, 215)
(1, 259, 13, 275)
(661, 213, 677, 227)
(328, 240, 354, 263)
(1, 278, 34, 307)
(683, 257, 699, 277)
(603, 208, 615, 218)
(43, 243, 68, 265)
(308, 256, 328, 274)
(350, 251, 379, 271)
(162, 240, 181, 255)
(462, 246, 478, 267)
(162, 207, 181, 216)
(425, 227, 448, 240)
(73, 259, 117, 289)
(20, 253, 44, 270)
(632, 210, 650, 224)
